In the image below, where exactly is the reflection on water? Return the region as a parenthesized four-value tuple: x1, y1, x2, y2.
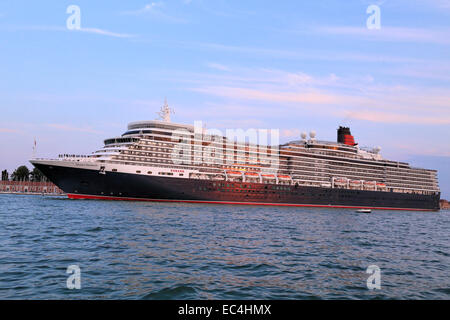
(0, 194, 448, 299)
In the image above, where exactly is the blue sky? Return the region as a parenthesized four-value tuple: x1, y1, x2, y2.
(0, 0, 449, 197)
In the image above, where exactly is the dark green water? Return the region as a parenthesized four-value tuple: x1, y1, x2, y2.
(0, 194, 448, 299)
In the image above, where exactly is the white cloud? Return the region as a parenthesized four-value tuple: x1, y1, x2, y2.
(174, 40, 427, 64)
(280, 128, 302, 138)
(121, 2, 187, 23)
(342, 110, 450, 125)
(184, 66, 450, 126)
(12, 25, 136, 38)
(205, 62, 231, 71)
(317, 26, 450, 45)
(77, 27, 135, 38)
(122, 2, 164, 15)
(47, 124, 102, 134)
(384, 63, 450, 81)
(0, 128, 18, 133)
(417, 0, 450, 10)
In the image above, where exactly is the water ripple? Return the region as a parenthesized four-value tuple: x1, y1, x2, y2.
(0, 194, 449, 299)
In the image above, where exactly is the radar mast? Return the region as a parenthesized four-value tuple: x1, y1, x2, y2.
(156, 98, 174, 122)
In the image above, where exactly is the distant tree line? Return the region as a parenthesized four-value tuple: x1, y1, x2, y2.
(1, 166, 47, 182)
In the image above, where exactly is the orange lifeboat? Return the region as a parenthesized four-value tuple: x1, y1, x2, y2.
(376, 182, 386, 188)
(261, 174, 276, 179)
(364, 181, 376, 189)
(334, 177, 347, 185)
(349, 180, 360, 188)
(226, 170, 242, 177)
(244, 172, 259, 178)
(277, 175, 291, 181)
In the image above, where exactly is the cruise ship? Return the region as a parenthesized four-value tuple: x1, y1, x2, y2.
(30, 102, 440, 211)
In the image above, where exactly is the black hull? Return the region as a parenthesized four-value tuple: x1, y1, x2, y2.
(33, 163, 440, 211)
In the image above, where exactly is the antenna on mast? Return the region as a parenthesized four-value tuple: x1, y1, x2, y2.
(156, 97, 174, 122)
(32, 137, 36, 159)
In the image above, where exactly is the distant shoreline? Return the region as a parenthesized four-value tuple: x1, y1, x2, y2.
(0, 180, 64, 195)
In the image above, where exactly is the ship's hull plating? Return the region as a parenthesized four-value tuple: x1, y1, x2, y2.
(32, 162, 440, 211)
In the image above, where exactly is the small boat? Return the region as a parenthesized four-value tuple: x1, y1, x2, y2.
(277, 175, 292, 181)
(356, 209, 372, 213)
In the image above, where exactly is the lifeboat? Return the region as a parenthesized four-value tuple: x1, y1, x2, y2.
(364, 181, 376, 189)
(261, 174, 276, 179)
(277, 175, 291, 181)
(226, 170, 242, 177)
(244, 172, 259, 180)
(349, 180, 360, 188)
(376, 182, 386, 188)
(334, 177, 347, 185)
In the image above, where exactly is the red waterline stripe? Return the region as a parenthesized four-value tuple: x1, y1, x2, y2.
(67, 193, 435, 211)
